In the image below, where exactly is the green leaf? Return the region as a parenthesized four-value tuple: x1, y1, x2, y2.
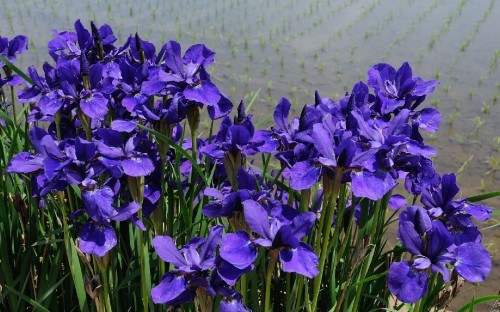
(4, 285, 50, 312)
(457, 295, 500, 312)
(137, 123, 209, 185)
(37, 274, 69, 304)
(467, 191, 500, 202)
(0, 55, 33, 85)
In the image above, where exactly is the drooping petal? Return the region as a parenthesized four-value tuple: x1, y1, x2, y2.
(455, 242, 491, 283)
(389, 194, 407, 210)
(82, 186, 115, 222)
(351, 170, 396, 201)
(121, 156, 154, 177)
(7, 152, 44, 173)
(184, 80, 221, 106)
(289, 160, 321, 191)
(78, 223, 117, 257)
(388, 261, 428, 303)
(151, 273, 195, 305)
(463, 202, 492, 221)
(220, 231, 257, 269)
(217, 260, 253, 286)
(279, 243, 319, 278)
(80, 91, 109, 119)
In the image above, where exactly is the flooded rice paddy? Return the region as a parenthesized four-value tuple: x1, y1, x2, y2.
(1, 0, 499, 310)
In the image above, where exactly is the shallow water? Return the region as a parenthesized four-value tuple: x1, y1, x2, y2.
(1, 0, 499, 310)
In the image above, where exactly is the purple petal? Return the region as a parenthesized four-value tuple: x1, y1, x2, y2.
(111, 119, 137, 133)
(112, 201, 140, 221)
(152, 236, 187, 267)
(79, 223, 117, 257)
(220, 294, 251, 312)
(455, 242, 491, 282)
(279, 243, 319, 278)
(220, 231, 257, 269)
(80, 91, 108, 119)
(121, 156, 154, 177)
(463, 202, 492, 221)
(351, 170, 396, 200)
(412, 108, 441, 133)
(243, 200, 272, 239)
(151, 273, 195, 305)
(398, 221, 423, 256)
(289, 160, 321, 191)
(199, 225, 223, 262)
(389, 194, 407, 210)
(217, 260, 253, 286)
(388, 261, 428, 303)
(7, 152, 44, 173)
(311, 123, 336, 162)
(184, 81, 221, 106)
(274, 98, 291, 131)
(82, 186, 115, 222)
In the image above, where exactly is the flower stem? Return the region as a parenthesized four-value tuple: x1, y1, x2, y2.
(264, 249, 279, 312)
(311, 168, 343, 312)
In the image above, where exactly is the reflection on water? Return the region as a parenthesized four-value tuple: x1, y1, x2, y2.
(1, 0, 499, 310)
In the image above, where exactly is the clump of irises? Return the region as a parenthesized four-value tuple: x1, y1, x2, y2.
(2, 20, 495, 312)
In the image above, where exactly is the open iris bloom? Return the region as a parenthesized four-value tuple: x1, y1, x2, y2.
(389, 177, 492, 303)
(219, 199, 319, 278)
(151, 226, 251, 310)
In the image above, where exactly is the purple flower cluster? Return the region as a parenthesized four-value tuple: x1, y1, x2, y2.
(1, 35, 29, 123)
(4, 19, 493, 310)
(7, 20, 232, 257)
(388, 173, 492, 303)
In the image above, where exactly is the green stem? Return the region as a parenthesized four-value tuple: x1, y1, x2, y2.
(10, 86, 17, 123)
(311, 168, 344, 312)
(264, 250, 279, 312)
(96, 256, 112, 312)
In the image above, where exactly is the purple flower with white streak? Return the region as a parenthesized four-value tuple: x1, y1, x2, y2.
(220, 200, 319, 278)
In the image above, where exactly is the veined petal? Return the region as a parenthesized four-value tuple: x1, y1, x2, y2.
(184, 80, 221, 106)
(388, 261, 428, 303)
(243, 200, 272, 239)
(80, 92, 108, 119)
(289, 160, 320, 191)
(151, 273, 195, 305)
(351, 170, 396, 200)
(220, 231, 257, 269)
(78, 223, 117, 257)
(455, 242, 491, 283)
(279, 243, 319, 278)
(121, 156, 154, 177)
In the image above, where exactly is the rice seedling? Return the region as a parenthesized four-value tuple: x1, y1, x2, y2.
(481, 102, 490, 115)
(485, 156, 500, 174)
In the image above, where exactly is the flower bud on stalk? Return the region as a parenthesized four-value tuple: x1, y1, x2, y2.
(91, 21, 104, 60)
(135, 33, 146, 64)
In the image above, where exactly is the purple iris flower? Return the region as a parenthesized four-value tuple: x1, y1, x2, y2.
(420, 173, 492, 244)
(220, 200, 319, 278)
(390, 192, 492, 303)
(151, 226, 223, 305)
(143, 40, 232, 120)
(0, 35, 28, 66)
(95, 128, 155, 177)
(367, 62, 438, 115)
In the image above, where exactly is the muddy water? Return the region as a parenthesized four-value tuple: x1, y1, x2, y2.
(1, 0, 499, 310)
